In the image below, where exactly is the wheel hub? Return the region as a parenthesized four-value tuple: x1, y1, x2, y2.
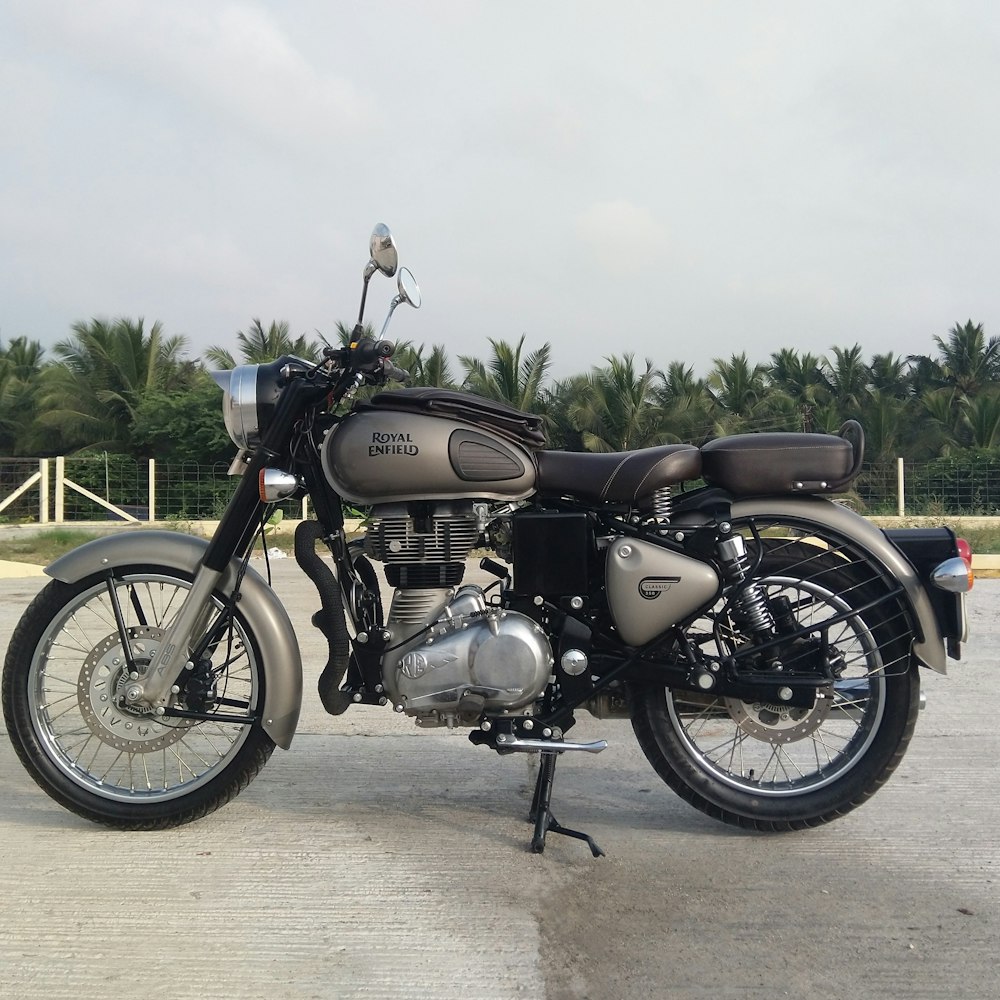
(77, 627, 193, 753)
(725, 691, 832, 744)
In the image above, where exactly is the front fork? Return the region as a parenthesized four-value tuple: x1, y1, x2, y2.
(129, 452, 272, 711)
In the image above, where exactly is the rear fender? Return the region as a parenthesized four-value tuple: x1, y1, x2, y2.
(45, 531, 302, 748)
(730, 498, 948, 673)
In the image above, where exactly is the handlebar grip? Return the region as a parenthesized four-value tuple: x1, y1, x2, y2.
(383, 363, 410, 383)
(352, 339, 394, 365)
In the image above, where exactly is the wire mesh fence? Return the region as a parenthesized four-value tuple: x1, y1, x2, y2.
(2, 454, 1000, 523)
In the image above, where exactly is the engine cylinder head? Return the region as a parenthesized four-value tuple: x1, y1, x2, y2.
(364, 502, 480, 565)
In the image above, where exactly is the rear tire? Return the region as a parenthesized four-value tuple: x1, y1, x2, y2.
(3, 566, 275, 829)
(630, 539, 920, 830)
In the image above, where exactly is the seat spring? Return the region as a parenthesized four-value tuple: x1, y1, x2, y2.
(651, 486, 672, 522)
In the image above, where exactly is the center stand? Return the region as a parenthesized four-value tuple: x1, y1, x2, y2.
(528, 751, 605, 858)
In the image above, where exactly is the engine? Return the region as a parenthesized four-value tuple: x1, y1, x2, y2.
(363, 502, 553, 727)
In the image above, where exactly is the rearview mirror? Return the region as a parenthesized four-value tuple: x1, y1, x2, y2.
(368, 223, 398, 278)
(379, 267, 422, 338)
(396, 267, 421, 309)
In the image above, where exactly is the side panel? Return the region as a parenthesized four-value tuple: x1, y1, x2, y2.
(322, 411, 536, 504)
(605, 539, 721, 646)
(45, 531, 302, 748)
(731, 498, 948, 672)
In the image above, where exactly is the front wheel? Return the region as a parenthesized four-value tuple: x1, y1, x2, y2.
(3, 565, 275, 829)
(630, 539, 921, 830)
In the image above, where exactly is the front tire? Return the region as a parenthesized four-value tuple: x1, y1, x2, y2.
(630, 537, 920, 830)
(3, 565, 275, 829)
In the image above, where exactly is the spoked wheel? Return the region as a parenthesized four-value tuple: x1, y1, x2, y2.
(630, 536, 920, 830)
(3, 566, 274, 828)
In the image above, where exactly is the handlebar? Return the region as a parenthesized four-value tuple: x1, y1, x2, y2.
(323, 338, 395, 369)
(382, 362, 410, 383)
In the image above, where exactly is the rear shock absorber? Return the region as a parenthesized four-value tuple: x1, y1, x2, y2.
(715, 522, 775, 638)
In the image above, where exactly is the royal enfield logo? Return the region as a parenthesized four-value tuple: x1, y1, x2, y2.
(369, 431, 419, 457)
(638, 576, 681, 600)
(400, 651, 457, 678)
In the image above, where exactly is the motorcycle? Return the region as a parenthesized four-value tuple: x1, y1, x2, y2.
(2, 225, 973, 856)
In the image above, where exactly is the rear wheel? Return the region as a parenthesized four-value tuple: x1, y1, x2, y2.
(630, 537, 920, 830)
(3, 566, 275, 828)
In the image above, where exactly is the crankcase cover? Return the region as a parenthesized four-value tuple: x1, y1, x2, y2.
(322, 411, 536, 504)
(390, 609, 552, 716)
(606, 539, 721, 646)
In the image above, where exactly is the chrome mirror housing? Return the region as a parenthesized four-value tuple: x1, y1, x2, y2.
(368, 223, 398, 278)
(396, 267, 421, 309)
(379, 267, 422, 338)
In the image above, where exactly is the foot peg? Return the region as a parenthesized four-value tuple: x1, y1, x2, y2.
(497, 734, 608, 754)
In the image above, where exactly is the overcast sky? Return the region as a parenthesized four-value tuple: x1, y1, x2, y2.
(1, 1, 997, 380)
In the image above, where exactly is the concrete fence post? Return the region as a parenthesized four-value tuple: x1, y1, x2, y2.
(148, 458, 156, 522)
(55, 456, 64, 524)
(897, 457, 905, 517)
(39, 459, 49, 524)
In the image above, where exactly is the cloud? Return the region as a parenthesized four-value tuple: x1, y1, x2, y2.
(9, 1, 372, 146)
(575, 200, 669, 275)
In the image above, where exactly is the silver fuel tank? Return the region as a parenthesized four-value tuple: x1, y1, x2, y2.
(322, 410, 537, 504)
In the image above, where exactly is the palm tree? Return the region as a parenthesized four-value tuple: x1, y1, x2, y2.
(860, 390, 908, 465)
(205, 319, 321, 368)
(768, 348, 828, 431)
(823, 345, 870, 414)
(569, 355, 665, 452)
(543, 374, 590, 450)
(707, 353, 768, 432)
(918, 387, 964, 456)
(459, 335, 552, 413)
(931, 320, 1000, 397)
(961, 391, 1000, 449)
(653, 361, 715, 444)
(868, 352, 912, 399)
(0, 336, 47, 454)
(38, 317, 191, 453)
(390, 343, 457, 388)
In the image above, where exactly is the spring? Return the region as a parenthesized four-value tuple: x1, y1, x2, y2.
(651, 486, 672, 522)
(716, 531, 775, 636)
(733, 582, 775, 634)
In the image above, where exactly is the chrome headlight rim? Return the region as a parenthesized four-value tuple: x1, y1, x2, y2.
(212, 361, 286, 452)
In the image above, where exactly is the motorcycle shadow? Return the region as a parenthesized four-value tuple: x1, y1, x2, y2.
(253, 729, 754, 848)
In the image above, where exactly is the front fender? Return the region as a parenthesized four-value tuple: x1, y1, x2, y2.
(731, 497, 948, 672)
(46, 531, 302, 748)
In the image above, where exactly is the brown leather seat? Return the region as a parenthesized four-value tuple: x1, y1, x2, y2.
(700, 431, 860, 495)
(536, 445, 701, 504)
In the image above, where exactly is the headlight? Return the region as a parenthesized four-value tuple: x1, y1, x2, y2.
(211, 360, 285, 451)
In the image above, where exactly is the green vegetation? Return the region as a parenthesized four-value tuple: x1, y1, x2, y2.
(4, 316, 1000, 516)
(0, 529, 99, 566)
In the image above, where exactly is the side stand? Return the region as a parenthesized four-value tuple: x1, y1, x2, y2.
(528, 751, 605, 858)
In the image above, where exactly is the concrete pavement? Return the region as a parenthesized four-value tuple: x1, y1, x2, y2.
(1, 559, 997, 999)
